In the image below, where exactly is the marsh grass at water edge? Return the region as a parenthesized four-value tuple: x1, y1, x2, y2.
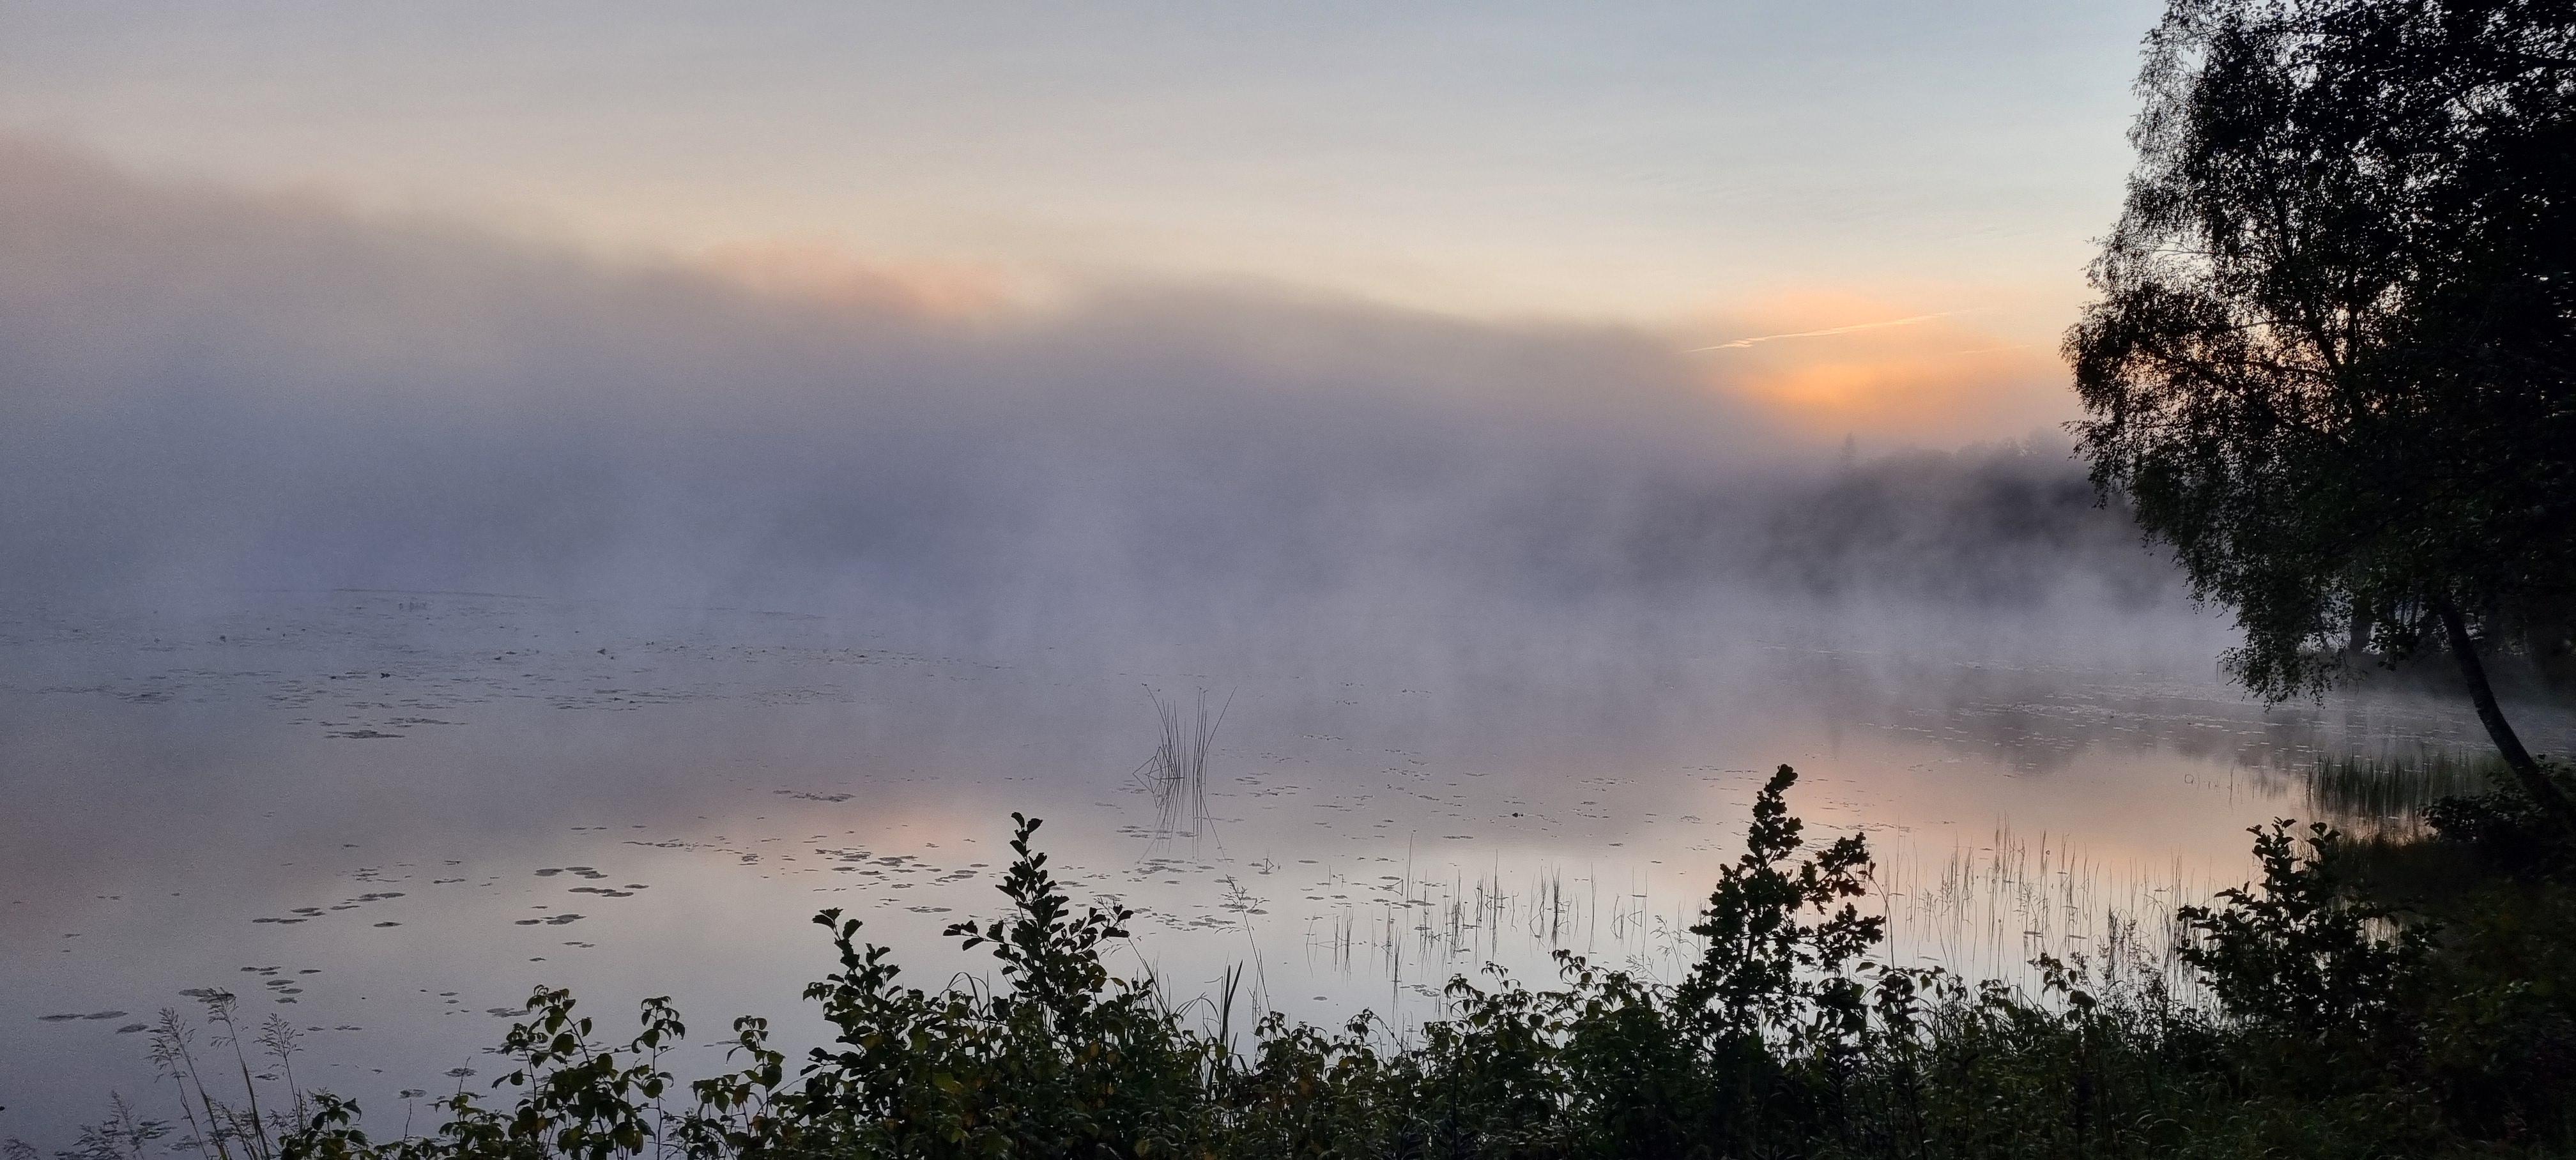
(30, 759, 2576, 1160)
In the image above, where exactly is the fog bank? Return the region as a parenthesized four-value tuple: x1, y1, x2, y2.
(0, 141, 2188, 660)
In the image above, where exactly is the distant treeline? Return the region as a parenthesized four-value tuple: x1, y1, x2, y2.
(1743, 441, 2174, 608)
(1722, 442, 2574, 693)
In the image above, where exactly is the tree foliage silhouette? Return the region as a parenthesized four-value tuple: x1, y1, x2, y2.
(2069, 0, 2576, 827)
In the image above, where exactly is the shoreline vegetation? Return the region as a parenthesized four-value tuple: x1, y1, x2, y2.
(31, 761, 2576, 1160)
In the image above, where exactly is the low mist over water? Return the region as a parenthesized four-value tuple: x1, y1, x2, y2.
(1, 142, 2155, 631)
(12, 3, 2576, 1152)
(8, 144, 2566, 1144)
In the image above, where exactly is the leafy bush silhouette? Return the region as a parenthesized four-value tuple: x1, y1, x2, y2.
(2179, 821, 2431, 1043)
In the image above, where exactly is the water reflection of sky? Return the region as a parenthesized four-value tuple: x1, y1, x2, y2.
(6, 591, 2568, 1143)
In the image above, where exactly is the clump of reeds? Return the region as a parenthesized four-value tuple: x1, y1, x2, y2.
(2306, 750, 2501, 831)
(1133, 687, 1229, 842)
(40, 989, 323, 1160)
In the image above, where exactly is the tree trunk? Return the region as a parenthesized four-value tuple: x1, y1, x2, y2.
(2434, 598, 2576, 834)
(2345, 605, 2373, 668)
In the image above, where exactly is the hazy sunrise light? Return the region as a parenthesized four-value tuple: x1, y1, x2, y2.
(1, 3, 2154, 439)
(10, 4, 2573, 1155)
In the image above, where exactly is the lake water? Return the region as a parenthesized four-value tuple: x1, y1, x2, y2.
(6, 589, 2568, 1143)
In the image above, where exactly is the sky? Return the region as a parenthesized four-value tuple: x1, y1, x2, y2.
(0, 1, 2163, 441)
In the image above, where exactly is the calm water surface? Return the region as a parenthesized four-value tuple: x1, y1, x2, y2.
(6, 591, 2566, 1141)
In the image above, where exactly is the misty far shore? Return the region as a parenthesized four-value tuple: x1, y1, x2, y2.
(4, 141, 2136, 634)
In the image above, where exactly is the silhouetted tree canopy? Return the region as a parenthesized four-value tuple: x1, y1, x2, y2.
(2069, 0, 2576, 822)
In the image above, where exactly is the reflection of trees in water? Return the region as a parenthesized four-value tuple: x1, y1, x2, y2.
(1770, 648, 2575, 792)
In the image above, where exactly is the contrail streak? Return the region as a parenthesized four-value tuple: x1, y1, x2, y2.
(1684, 311, 1953, 352)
